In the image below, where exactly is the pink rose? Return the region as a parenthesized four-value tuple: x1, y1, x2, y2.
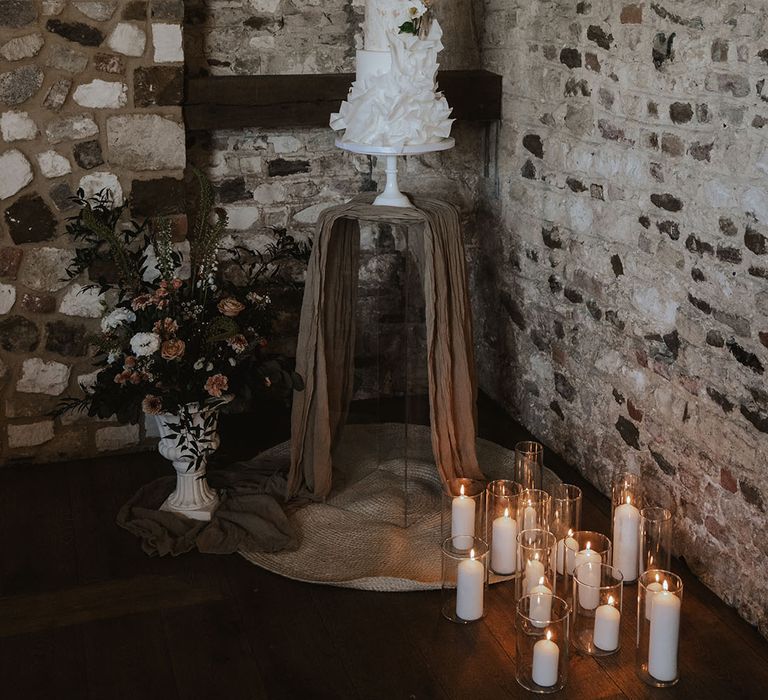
(217, 297, 245, 317)
(204, 373, 229, 398)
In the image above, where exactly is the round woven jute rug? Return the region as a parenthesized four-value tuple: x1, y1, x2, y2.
(240, 423, 560, 592)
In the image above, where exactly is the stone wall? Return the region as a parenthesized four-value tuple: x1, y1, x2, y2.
(477, 0, 768, 635)
(0, 0, 186, 463)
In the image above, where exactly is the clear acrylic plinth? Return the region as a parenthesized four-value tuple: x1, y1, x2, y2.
(335, 202, 439, 529)
(336, 138, 455, 208)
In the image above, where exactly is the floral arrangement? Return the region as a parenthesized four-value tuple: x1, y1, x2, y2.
(399, 0, 434, 38)
(56, 170, 310, 435)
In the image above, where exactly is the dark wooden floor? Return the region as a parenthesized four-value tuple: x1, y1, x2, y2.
(2, 395, 767, 700)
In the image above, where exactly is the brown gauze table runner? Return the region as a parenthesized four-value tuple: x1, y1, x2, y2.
(288, 193, 485, 500)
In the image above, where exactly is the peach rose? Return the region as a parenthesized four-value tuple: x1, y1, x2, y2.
(153, 318, 179, 336)
(204, 373, 229, 397)
(161, 338, 186, 360)
(142, 395, 163, 415)
(218, 297, 245, 317)
(131, 294, 153, 311)
(227, 334, 248, 353)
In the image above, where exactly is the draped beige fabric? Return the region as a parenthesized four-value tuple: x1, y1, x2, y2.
(288, 193, 484, 500)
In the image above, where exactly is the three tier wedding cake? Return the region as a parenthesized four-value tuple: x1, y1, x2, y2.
(330, 0, 454, 149)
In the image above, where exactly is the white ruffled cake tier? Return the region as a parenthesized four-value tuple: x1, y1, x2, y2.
(330, 21, 454, 149)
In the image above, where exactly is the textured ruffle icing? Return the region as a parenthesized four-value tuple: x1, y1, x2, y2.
(330, 21, 454, 148)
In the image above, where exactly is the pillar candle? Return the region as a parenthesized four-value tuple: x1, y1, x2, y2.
(524, 556, 546, 594)
(648, 585, 681, 682)
(530, 578, 552, 628)
(491, 508, 518, 575)
(557, 531, 578, 575)
(645, 577, 663, 621)
(574, 545, 602, 610)
(593, 596, 621, 651)
(451, 484, 475, 550)
(456, 549, 484, 621)
(613, 496, 640, 581)
(523, 501, 537, 531)
(532, 631, 559, 688)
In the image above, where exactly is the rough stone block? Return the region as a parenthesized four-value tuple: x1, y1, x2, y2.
(73, 79, 128, 109)
(0, 0, 37, 28)
(107, 114, 185, 170)
(45, 114, 99, 143)
(46, 19, 104, 47)
(17, 247, 74, 292)
(0, 65, 44, 106)
(43, 79, 72, 112)
(59, 283, 104, 318)
(79, 172, 124, 206)
(130, 176, 185, 216)
(0, 33, 44, 62)
(74, 1, 118, 21)
(45, 320, 89, 356)
(21, 292, 56, 314)
(152, 23, 183, 63)
(95, 424, 140, 451)
(7, 421, 55, 449)
(0, 315, 38, 351)
(73, 140, 104, 170)
(0, 247, 23, 279)
(0, 149, 33, 200)
(0, 110, 38, 141)
(94, 53, 126, 74)
(107, 22, 147, 57)
(133, 66, 182, 106)
(4, 194, 58, 243)
(17, 358, 70, 395)
(37, 150, 72, 178)
(46, 45, 89, 74)
(0, 284, 16, 314)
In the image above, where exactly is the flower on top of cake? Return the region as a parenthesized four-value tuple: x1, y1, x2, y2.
(399, 1, 433, 38)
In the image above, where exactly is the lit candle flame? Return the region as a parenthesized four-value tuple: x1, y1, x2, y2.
(586, 542, 592, 550)
(626, 495, 631, 505)
(655, 572, 660, 583)
(538, 577, 545, 586)
(528, 500, 532, 507)
(546, 630, 553, 642)
(568, 528, 573, 537)
(470, 548, 476, 560)
(608, 595, 615, 606)
(460, 484, 465, 497)
(662, 579, 669, 592)
(504, 507, 510, 518)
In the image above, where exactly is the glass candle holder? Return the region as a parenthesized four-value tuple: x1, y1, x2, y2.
(551, 484, 582, 597)
(486, 479, 523, 576)
(441, 537, 489, 624)
(515, 441, 544, 490)
(441, 478, 485, 552)
(516, 594, 570, 693)
(565, 531, 612, 605)
(518, 488, 551, 532)
(611, 472, 643, 583)
(572, 563, 624, 656)
(640, 507, 672, 573)
(636, 570, 683, 687)
(517, 529, 557, 602)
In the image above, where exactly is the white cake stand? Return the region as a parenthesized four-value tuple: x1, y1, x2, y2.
(336, 138, 455, 208)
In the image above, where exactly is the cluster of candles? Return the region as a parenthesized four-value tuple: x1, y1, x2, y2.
(442, 445, 679, 692)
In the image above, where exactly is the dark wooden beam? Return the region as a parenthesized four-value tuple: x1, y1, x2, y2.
(184, 69, 502, 131)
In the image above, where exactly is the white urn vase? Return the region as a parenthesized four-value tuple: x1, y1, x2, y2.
(154, 403, 224, 522)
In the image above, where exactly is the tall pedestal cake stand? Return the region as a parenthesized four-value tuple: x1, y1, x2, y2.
(336, 138, 455, 208)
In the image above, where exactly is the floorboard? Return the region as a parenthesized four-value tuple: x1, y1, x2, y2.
(0, 395, 766, 699)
